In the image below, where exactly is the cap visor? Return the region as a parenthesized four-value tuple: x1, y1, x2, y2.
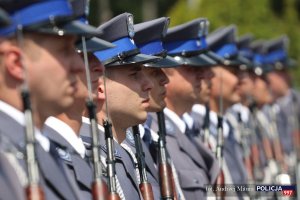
(172, 54, 216, 67)
(31, 20, 100, 37)
(205, 51, 226, 65)
(144, 55, 181, 68)
(77, 37, 115, 52)
(106, 54, 160, 67)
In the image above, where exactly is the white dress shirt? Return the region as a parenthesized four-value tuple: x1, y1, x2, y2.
(45, 116, 85, 158)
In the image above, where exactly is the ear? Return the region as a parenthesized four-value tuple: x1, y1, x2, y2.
(1, 42, 25, 81)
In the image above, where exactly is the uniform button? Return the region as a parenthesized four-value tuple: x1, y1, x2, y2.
(193, 179, 199, 184)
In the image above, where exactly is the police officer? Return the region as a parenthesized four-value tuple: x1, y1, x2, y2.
(0, 0, 102, 199)
(120, 16, 182, 200)
(205, 25, 249, 189)
(79, 12, 158, 200)
(159, 19, 220, 200)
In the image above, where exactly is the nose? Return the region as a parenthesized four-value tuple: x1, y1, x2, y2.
(159, 69, 169, 86)
(141, 69, 154, 92)
(71, 51, 85, 74)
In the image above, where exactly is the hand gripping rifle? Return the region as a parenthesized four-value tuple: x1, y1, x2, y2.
(157, 111, 177, 200)
(214, 71, 225, 200)
(132, 125, 154, 200)
(81, 37, 108, 200)
(17, 26, 45, 200)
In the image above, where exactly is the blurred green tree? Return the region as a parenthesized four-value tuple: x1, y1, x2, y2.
(168, 0, 300, 88)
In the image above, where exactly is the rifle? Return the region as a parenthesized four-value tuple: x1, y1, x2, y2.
(214, 70, 225, 200)
(269, 105, 288, 174)
(202, 103, 211, 149)
(103, 120, 121, 200)
(81, 37, 108, 200)
(291, 95, 300, 200)
(237, 112, 254, 183)
(157, 111, 177, 200)
(132, 125, 154, 200)
(248, 103, 265, 183)
(214, 116, 225, 200)
(16, 27, 45, 200)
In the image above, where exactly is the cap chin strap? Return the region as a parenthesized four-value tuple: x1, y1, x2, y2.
(104, 48, 140, 66)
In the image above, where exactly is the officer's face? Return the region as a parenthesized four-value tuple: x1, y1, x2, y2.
(236, 70, 254, 104)
(252, 76, 273, 106)
(199, 68, 214, 104)
(266, 71, 290, 99)
(23, 33, 84, 118)
(211, 66, 240, 106)
(104, 64, 153, 129)
(143, 67, 169, 112)
(164, 65, 201, 108)
(73, 53, 104, 107)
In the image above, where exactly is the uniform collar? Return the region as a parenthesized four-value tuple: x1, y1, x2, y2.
(163, 107, 186, 134)
(82, 116, 105, 132)
(45, 116, 85, 158)
(0, 100, 50, 151)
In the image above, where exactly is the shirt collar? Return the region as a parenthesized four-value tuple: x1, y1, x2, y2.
(231, 103, 250, 123)
(192, 104, 206, 116)
(0, 100, 50, 152)
(46, 116, 85, 158)
(164, 108, 186, 134)
(209, 110, 229, 138)
(182, 113, 194, 130)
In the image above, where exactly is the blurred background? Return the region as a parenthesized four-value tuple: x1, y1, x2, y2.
(88, 0, 300, 88)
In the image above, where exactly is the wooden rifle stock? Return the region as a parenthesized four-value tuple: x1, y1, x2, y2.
(139, 182, 155, 200)
(22, 89, 45, 200)
(92, 180, 109, 200)
(26, 184, 44, 200)
(86, 101, 108, 200)
(103, 120, 121, 200)
(132, 126, 154, 200)
(157, 112, 176, 200)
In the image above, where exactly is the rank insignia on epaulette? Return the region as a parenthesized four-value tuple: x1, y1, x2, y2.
(56, 147, 72, 163)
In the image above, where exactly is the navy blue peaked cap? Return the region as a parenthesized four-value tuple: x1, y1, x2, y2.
(207, 25, 249, 67)
(250, 40, 272, 75)
(93, 13, 159, 66)
(163, 18, 217, 67)
(263, 35, 296, 70)
(237, 34, 254, 60)
(0, 0, 101, 37)
(134, 17, 181, 68)
(71, 0, 114, 52)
